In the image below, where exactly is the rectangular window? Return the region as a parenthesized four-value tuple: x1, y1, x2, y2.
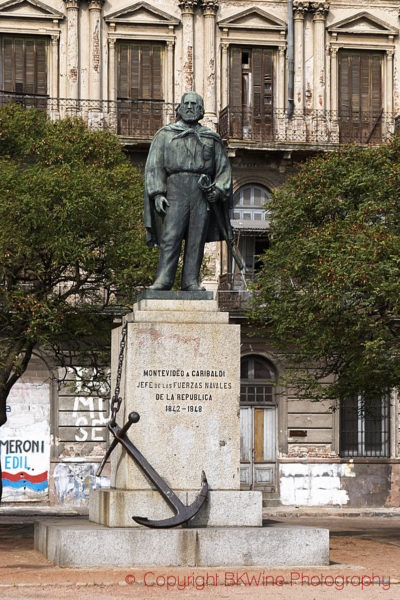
(340, 396, 390, 457)
(338, 50, 383, 144)
(0, 36, 47, 96)
(229, 46, 274, 141)
(117, 42, 164, 137)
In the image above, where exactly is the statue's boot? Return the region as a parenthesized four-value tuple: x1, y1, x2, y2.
(181, 283, 206, 291)
(149, 281, 172, 290)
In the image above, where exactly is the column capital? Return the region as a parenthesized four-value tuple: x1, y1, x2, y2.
(293, 1, 310, 19)
(63, 0, 80, 9)
(387, 48, 394, 58)
(51, 33, 59, 44)
(311, 1, 329, 20)
(278, 46, 286, 57)
(330, 45, 338, 57)
(178, 0, 198, 14)
(201, 0, 219, 16)
(88, 0, 105, 10)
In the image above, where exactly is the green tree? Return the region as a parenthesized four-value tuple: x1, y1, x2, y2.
(252, 136, 400, 405)
(0, 103, 157, 426)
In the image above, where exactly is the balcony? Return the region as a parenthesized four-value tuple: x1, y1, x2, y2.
(217, 273, 256, 314)
(219, 107, 396, 149)
(0, 91, 176, 142)
(1, 92, 396, 149)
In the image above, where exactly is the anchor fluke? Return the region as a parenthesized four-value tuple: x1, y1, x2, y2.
(132, 471, 208, 529)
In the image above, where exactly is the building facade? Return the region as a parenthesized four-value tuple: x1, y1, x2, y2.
(1, 0, 400, 508)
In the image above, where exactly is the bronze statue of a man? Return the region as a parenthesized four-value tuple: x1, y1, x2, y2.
(144, 92, 233, 291)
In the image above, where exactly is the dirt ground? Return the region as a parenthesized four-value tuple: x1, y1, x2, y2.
(1, 516, 400, 599)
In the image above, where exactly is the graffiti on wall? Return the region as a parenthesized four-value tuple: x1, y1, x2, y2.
(53, 462, 109, 505)
(0, 381, 50, 501)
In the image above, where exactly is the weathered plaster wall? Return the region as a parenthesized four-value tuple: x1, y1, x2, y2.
(280, 462, 399, 507)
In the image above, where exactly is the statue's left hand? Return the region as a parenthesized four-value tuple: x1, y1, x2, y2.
(207, 188, 221, 204)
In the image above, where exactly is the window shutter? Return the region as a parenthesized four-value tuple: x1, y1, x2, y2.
(25, 39, 35, 94)
(152, 45, 162, 100)
(35, 39, 47, 95)
(339, 50, 382, 143)
(229, 47, 242, 137)
(3, 38, 13, 92)
(118, 43, 129, 98)
(117, 42, 164, 137)
(14, 38, 24, 92)
(130, 44, 140, 99)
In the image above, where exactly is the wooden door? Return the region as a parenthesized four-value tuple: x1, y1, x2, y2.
(229, 47, 273, 141)
(338, 51, 383, 144)
(240, 406, 276, 490)
(117, 42, 163, 137)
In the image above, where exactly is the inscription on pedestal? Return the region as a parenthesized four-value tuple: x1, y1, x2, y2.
(136, 368, 232, 415)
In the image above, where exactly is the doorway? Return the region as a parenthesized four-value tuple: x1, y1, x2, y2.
(239, 355, 277, 491)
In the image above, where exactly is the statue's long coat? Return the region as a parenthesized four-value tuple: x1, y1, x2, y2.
(144, 121, 233, 247)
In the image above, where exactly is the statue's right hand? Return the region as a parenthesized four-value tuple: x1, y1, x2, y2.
(155, 195, 170, 215)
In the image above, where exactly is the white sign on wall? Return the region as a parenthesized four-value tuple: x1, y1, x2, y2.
(0, 381, 50, 501)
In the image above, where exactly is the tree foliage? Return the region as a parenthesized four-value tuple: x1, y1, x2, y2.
(252, 137, 400, 404)
(0, 104, 157, 424)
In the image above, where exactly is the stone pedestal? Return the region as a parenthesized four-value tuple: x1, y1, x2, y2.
(90, 294, 260, 527)
(36, 293, 330, 567)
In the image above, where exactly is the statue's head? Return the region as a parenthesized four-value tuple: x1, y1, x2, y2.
(176, 92, 204, 123)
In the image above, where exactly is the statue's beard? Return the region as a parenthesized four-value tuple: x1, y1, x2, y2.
(178, 107, 203, 123)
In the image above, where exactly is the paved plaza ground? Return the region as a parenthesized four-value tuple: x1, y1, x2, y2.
(1, 510, 400, 599)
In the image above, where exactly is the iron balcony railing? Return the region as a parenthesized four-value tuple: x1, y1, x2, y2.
(0, 91, 176, 140)
(1, 92, 396, 147)
(217, 272, 257, 313)
(219, 106, 396, 146)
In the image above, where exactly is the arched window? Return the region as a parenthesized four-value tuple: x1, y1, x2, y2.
(232, 184, 271, 222)
(240, 355, 275, 405)
(229, 184, 270, 280)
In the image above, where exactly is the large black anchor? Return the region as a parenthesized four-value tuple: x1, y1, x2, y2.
(96, 410, 209, 529)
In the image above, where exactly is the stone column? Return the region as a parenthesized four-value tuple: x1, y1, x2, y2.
(311, 2, 329, 111)
(330, 46, 339, 142)
(50, 34, 59, 99)
(221, 41, 229, 108)
(277, 46, 286, 111)
(293, 1, 308, 113)
(88, 0, 105, 103)
(179, 0, 197, 93)
(165, 40, 175, 123)
(276, 46, 286, 140)
(330, 46, 338, 114)
(108, 37, 116, 131)
(49, 34, 59, 117)
(63, 0, 80, 110)
(386, 49, 394, 136)
(201, 0, 218, 122)
(108, 38, 116, 102)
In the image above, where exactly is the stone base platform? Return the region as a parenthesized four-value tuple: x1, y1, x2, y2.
(89, 489, 262, 528)
(34, 519, 329, 567)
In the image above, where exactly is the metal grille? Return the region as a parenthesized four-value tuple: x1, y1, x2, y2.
(340, 396, 390, 457)
(240, 383, 273, 404)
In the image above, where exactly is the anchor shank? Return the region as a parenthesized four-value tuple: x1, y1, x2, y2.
(109, 422, 186, 513)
